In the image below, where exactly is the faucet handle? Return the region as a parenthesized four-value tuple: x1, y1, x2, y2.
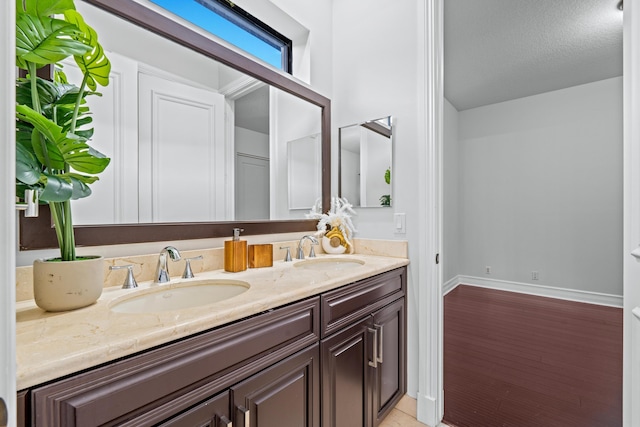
(280, 246, 292, 262)
(182, 255, 203, 279)
(109, 265, 138, 289)
(309, 242, 318, 258)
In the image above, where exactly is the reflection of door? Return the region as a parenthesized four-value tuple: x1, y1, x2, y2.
(139, 73, 225, 222)
(236, 154, 270, 220)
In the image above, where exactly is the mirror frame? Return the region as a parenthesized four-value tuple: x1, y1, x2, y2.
(19, 0, 331, 250)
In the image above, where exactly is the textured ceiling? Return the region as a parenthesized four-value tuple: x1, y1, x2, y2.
(444, 0, 623, 111)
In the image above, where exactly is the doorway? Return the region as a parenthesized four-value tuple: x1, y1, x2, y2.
(442, 0, 624, 424)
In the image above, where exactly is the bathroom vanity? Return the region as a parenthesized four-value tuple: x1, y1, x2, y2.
(15, 253, 407, 427)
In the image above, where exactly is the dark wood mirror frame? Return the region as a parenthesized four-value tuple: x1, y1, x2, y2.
(19, 0, 330, 250)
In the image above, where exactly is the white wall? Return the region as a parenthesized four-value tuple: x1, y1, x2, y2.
(270, 88, 322, 219)
(236, 127, 269, 158)
(256, 0, 333, 97)
(443, 99, 460, 284)
(457, 77, 623, 295)
(332, 0, 425, 398)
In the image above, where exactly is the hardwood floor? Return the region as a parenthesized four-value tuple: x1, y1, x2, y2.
(443, 285, 623, 427)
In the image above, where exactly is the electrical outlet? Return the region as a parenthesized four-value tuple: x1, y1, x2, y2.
(532, 271, 539, 280)
(485, 266, 491, 274)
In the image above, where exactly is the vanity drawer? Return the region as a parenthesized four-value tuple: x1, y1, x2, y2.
(31, 297, 320, 427)
(321, 267, 406, 338)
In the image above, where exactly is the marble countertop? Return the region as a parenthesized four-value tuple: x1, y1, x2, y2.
(16, 253, 408, 390)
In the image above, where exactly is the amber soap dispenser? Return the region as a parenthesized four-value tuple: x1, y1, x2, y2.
(224, 228, 247, 272)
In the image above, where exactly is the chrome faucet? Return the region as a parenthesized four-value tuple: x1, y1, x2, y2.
(155, 246, 181, 283)
(296, 235, 319, 260)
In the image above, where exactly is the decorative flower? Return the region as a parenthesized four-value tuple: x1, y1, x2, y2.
(307, 197, 357, 247)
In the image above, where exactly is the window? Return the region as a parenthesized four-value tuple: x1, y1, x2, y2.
(151, 0, 292, 73)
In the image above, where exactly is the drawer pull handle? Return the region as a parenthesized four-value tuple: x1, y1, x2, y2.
(219, 415, 233, 427)
(375, 324, 384, 364)
(368, 327, 378, 368)
(237, 405, 250, 427)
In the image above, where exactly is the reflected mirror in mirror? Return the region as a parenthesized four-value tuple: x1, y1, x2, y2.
(339, 116, 393, 207)
(68, 1, 322, 225)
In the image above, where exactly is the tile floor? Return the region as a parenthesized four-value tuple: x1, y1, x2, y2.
(379, 395, 429, 427)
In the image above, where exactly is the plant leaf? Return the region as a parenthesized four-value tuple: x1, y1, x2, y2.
(39, 173, 73, 202)
(16, 14, 90, 69)
(16, 143, 42, 185)
(66, 172, 99, 185)
(69, 175, 92, 199)
(19, 104, 67, 169)
(23, 0, 76, 17)
(63, 145, 110, 174)
(64, 10, 111, 90)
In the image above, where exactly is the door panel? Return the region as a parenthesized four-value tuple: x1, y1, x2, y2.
(371, 299, 406, 426)
(139, 73, 226, 222)
(232, 345, 319, 427)
(159, 391, 229, 427)
(235, 154, 269, 220)
(321, 318, 370, 427)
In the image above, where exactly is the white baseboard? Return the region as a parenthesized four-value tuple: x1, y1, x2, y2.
(444, 275, 623, 307)
(442, 277, 459, 296)
(416, 392, 440, 427)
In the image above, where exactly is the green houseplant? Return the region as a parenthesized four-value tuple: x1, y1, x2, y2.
(15, 0, 112, 310)
(380, 167, 391, 206)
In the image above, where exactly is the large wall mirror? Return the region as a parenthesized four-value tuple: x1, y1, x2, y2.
(20, 0, 330, 250)
(339, 116, 393, 208)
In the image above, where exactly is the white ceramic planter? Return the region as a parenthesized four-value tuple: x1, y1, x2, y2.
(33, 256, 104, 312)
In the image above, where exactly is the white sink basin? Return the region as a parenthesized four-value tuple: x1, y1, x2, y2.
(294, 257, 365, 271)
(110, 280, 250, 314)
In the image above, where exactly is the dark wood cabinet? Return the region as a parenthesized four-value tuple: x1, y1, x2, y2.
(232, 344, 319, 427)
(18, 267, 406, 427)
(371, 298, 406, 426)
(29, 297, 319, 427)
(321, 317, 371, 427)
(158, 390, 230, 427)
(320, 268, 407, 427)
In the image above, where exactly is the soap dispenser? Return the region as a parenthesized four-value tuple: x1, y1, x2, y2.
(224, 228, 247, 272)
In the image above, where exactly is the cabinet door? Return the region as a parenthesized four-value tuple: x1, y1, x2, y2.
(371, 298, 406, 427)
(231, 345, 319, 427)
(158, 390, 230, 427)
(321, 317, 373, 427)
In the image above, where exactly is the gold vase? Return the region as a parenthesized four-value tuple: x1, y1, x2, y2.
(321, 226, 351, 254)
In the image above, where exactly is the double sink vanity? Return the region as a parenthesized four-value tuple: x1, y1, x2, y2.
(15, 240, 408, 427)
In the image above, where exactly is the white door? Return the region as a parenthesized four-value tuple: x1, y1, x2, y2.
(624, 2, 640, 426)
(235, 154, 270, 220)
(138, 73, 226, 222)
(1, 1, 16, 425)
